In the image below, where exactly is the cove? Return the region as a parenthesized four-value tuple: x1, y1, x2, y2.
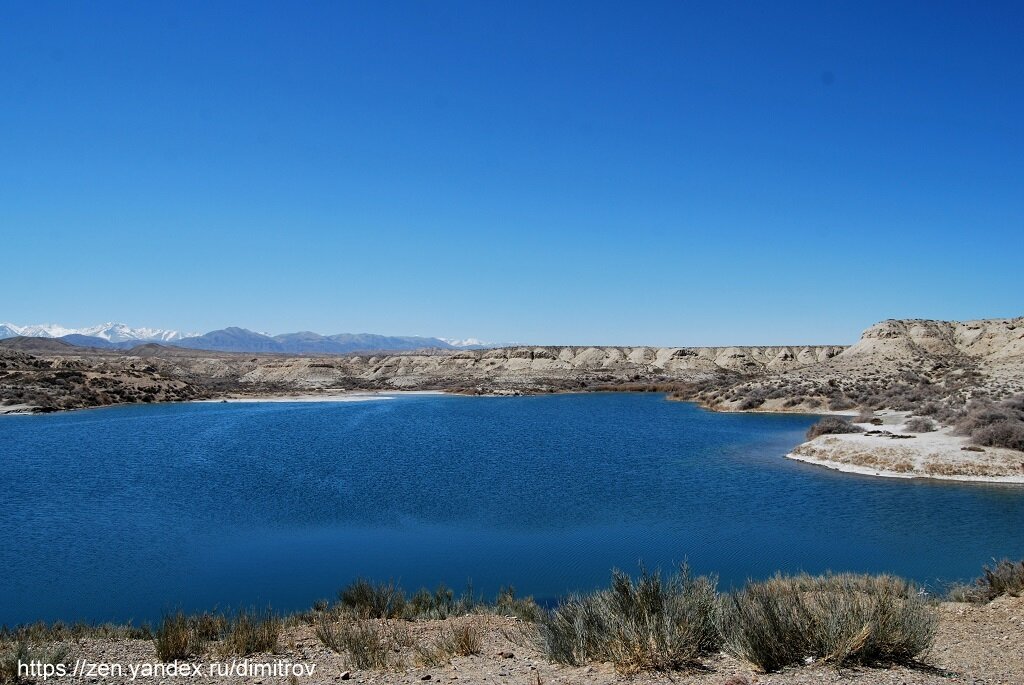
(1, 392, 1022, 625)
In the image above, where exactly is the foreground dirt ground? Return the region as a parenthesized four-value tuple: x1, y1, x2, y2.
(23, 595, 1023, 685)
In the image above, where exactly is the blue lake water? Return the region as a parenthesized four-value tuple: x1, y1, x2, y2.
(2, 392, 1023, 625)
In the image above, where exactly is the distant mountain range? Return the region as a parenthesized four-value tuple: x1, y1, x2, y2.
(0, 322, 194, 343)
(0, 322, 497, 354)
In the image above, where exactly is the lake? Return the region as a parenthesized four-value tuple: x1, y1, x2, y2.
(2, 393, 1022, 625)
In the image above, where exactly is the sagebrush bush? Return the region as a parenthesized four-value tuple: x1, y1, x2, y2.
(955, 395, 1024, 451)
(722, 573, 936, 672)
(970, 557, 1019, 602)
(904, 417, 937, 433)
(154, 611, 204, 662)
(971, 421, 1024, 451)
(806, 417, 864, 440)
(540, 566, 720, 672)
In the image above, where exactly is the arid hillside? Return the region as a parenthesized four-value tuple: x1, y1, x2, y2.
(676, 317, 1024, 413)
(1, 317, 1021, 414)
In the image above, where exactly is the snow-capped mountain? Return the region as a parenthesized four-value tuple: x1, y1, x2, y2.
(0, 322, 195, 343)
(0, 322, 506, 353)
(440, 337, 493, 349)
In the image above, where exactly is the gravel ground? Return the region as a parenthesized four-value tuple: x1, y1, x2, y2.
(10, 596, 1023, 685)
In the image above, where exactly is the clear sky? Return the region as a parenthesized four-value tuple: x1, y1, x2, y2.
(1, 1, 1021, 346)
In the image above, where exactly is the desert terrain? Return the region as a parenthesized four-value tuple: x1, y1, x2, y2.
(5, 592, 1023, 685)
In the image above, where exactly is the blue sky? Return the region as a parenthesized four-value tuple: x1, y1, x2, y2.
(1, 1, 1021, 345)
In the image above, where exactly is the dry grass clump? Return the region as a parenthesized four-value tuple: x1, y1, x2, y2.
(219, 608, 280, 656)
(339, 579, 407, 619)
(336, 578, 540, 622)
(0, 621, 151, 643)
(806, 417, 864, 440)
(154, 611, 205, 662)
(0, 641, 68, 685)
(407, 584, 458, 619)
(314, 617, 419, 670)
(1, 644, 67, 685)
(315, 617, 393, 669)
(439, 620, 484, 656)
(979, 559, 1024, 598)
(539, 566, 720, 673)
(950, 559, 1024, 603)
(495, 586, 543, 623)
(722, 573, 936, 672)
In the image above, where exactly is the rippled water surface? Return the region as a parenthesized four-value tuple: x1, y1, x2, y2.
(2, 393, 1022, 624)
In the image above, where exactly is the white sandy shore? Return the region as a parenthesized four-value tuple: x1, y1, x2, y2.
(787, 413, 1024, 484)
(200, 390, 447, 404)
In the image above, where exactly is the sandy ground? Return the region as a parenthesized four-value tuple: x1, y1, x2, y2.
(788, 412, 1024, 484)
(200, 390, 449, 403)
(16, 595, 1024, 685)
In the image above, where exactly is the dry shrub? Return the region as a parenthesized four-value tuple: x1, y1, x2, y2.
(440, 620, 484, 656)
(955, 396, 1024, 451)
(1, 641, 68, 684)
(980, 559, 1024, 598)
(495, 586, 543, 623)
(154, 611, 204, 662)
(315, 617, 391, 669)
(722, 573, 936, 672)
(972, 421, 1024, 451)
(339, 579, 406, 619)
(904, 417, 937, 433)
(220, 608, 280, 656)
(540, 566, 720, 672)
(806, 417, 864, 440)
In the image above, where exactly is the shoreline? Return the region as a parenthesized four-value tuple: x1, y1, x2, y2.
(196, 389, 448, 404)
(6, 390, 1024, 485)
(784, 451, 1024, 484)
(4, 579, 1022, 685)
(786, 414, 1024, 484)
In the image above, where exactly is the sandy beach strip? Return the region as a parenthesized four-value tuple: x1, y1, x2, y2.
(199, 389, 448, 404)
(786, 417, 1024, 484)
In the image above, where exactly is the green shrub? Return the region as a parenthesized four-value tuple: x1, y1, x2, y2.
(540, 565, 720, 672)
(722, 573, 936, 672)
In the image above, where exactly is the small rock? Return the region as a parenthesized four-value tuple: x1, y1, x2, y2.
(341, 671, 352, 680)
(421, 676, 432, 681)
(497, 651, 514, 659)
